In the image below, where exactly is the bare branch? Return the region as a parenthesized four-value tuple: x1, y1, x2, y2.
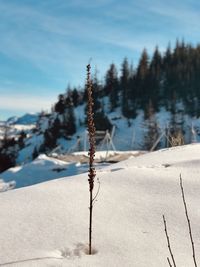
(167, 257, 173, 267)
(163, 215, 177, 267)
(180, 174, 198, 267)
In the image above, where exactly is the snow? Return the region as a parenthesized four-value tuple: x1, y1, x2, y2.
(2, 101, 200, 167)
(2, 151, 144, 189)
(0, 144, 200, 266)
(1, 154, 79, 188)
(72, 150, 144, 159)
(0, 179, 15, 192)
(0, 123, 36, 141)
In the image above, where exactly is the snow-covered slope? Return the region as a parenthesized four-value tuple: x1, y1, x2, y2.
(0, 144, 200, 266)
(1, 97, 200, 171)
(1, 155, 79, 188)
(1, 151, 142, 189)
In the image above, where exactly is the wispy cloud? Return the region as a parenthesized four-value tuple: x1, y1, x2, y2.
(0, 94, 54, 112)
(0, 1, 168, 66)
(0, 0, 199, 64)
(0, 0, 199, 118)
(149, 4, 200, 35)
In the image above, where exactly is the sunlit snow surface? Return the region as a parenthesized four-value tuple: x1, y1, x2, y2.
(1, 154, 82, 188)
(0, 144, 200, 266)
(1, 151, 141, 189)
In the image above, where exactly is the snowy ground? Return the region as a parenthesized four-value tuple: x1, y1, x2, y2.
(1, 151, 143, 189)
(0, 144, 200, 266)
(1, 155, 79, 189)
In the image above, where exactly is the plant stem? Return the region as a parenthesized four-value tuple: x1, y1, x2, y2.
(163, 215, 177, 267)
(180, 175, 198, 267)
(87, 63, 96, 255)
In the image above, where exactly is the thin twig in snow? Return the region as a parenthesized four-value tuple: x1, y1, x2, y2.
(167, 257, 173, 267)
(92, 177, 100, 203)
(180, 174, 198, 267)
(163, 215, 177, 267)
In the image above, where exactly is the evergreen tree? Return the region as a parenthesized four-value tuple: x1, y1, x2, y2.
(149, 46, 162, 110)
(54, 94, 65, 114)
(64, 96, 76, 136)
(162, 43, 172, 104)
(32, 147, 39, 159)
(0, 125, 16, 172)
(18, 130, 26, 149)
(43, 130, 57, 150)
(136, 49, 149, 108)
(105, 63, 119, 111)
(43, 117, 61, 150)
(72, 88, 79, 107)
(84, 73, 112, 131)
(0, 152, 15, 173)
(120, 58, 132, 117)
(51, 117, 61, 138)
(143, 100, 160, 150)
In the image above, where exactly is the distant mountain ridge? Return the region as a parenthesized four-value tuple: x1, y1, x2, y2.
(6, 113, 39, 125)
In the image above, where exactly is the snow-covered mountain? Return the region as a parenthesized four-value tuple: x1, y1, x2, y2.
(6, 113, 39, 125)
(0, 113, 38, 143)
(0, 144, 199, 266)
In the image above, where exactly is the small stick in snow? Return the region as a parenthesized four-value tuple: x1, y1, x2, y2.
(163, 215, 177, 267)
(180, 175, 198, 267)
(92, 177, 100, 204)
(167, 257, 173, 267)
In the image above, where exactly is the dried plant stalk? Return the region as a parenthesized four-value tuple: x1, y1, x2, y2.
(180, 175, 198, 267)
(167, 257, 173, 267)
(87, 64, 96, 255)
(163, 215, 177, 267)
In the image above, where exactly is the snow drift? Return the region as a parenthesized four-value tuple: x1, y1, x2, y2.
(0, 144, 200, 266)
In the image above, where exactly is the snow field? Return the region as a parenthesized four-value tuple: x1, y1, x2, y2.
(0, 144, 200, 266)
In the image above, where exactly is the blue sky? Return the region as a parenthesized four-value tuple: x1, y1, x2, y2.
(0, 0, 200, 119)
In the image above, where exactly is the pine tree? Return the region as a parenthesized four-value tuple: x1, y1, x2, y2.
(136, 49, 149, 108)
(51, 117, 61, 138)
(143, 100, 160, 150)
(64, 96, 76, 136)
(84, 72, 112, 131)
(105, 63, 119, 111)
(162, 43, 172, 103)
(54, 94, 65, 114)
(149, 46, 162, 110)
(18, 130, 26, 149)
(137, 49, 149, 80)
(120, 58, 132, 117)
(72, 88, 79, 107)
(0, 152, 15, 173)
(43, 130, 57, 150)
(32, 147, 39, 159)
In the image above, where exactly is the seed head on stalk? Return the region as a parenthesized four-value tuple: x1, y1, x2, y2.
(87, 64, 96, 192)
(87, 63, 96, 255)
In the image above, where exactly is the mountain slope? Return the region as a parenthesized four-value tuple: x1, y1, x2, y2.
(1, 92, 200, 175)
